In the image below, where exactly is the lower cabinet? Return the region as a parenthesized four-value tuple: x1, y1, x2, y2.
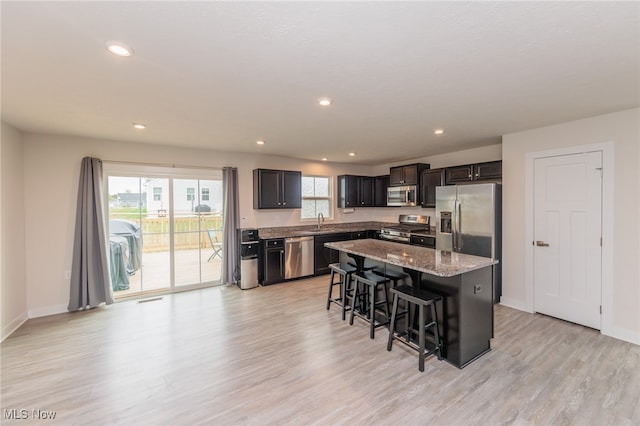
(314, 233, 351, 275)
(410, 235, 436, 248)
(262, 238, 285, 285)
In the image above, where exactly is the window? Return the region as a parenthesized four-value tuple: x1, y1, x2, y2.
(153, 187, 162, 201)
(201, 188, 210, 201)
(301, 175, 332, 219)
(186, 187, 195, 201)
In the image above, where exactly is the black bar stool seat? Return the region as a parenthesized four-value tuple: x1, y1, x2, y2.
(387, 284, 443, 371)
(372, 268, 409, 288)
(327, 263, 357, 320)
(349, 271, 392, 339)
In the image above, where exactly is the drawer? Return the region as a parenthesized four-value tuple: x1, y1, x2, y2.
(264, 239, 284, 248)
(410, 235, 435, 248)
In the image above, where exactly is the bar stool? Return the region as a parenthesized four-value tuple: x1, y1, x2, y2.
(387, 284, 443, 372)
(327, 263, 357, 320)
(349, 271, 392, 339)
(372, 268, 409, 289)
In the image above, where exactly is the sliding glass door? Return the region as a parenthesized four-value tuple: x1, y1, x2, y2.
(173, 178, 223, 287)
(105, 165, 223, 298)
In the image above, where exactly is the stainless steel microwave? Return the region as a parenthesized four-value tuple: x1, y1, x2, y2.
(387, 185, 417, 206)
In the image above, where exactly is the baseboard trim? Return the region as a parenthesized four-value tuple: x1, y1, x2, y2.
(498, 297, 529, 312)
(1, 312, 28, 342)
(602, 326, 640, 346)
(28, 304, 67, 319)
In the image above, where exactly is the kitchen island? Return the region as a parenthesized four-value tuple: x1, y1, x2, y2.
(325, 239, 498, 368)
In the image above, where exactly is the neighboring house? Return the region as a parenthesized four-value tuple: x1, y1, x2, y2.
(115, 192, 146, 208)
(146, 179, 223, 214)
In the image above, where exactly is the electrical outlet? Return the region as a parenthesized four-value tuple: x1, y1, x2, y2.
(64, 270, 71, 280)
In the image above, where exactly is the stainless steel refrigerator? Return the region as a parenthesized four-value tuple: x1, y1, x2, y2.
(436, 183, 502, 302)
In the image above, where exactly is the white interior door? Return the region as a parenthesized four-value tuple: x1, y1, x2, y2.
(533, 151, 602, 329)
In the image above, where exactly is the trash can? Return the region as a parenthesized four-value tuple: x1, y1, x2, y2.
(237, 229, 259, 289)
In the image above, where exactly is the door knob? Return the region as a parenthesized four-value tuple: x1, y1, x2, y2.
(536, 241, 550, 247)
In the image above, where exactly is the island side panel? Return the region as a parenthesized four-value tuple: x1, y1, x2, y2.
(419, 265, 493, 368)
(459, 266, 493, 367)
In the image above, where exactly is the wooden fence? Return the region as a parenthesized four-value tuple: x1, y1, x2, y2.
(110, 214, 224, 253)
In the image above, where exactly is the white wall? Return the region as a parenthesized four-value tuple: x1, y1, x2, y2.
(20, 133, 375, 316)
(1, 122, 27, 340)
(502, 108, 640, 344)
(17, 132, 505, 318)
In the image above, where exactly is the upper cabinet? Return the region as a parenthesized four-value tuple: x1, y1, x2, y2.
(337, 175, 374, 208)
(374, 175, 390, 207)
(445, 161, 502, 185)
(389, 163, 430, 186)
(253, 169, 302, 209)
(420, 168, 445, 208)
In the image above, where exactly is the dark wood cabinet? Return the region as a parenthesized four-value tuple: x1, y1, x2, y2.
(445, 161, 502, 185)
(262, 238, 285, 285)
(338, 175, 374, 208)
(314, 233, 351, 275)
(374, 175, 390, 207)
(359, 176, 374, 206)
(410, 235, 436, 248)
(445, 164, 474, 184)
(420, 168, 445, 208)
(253, 169, 302, 209)
(474, 161, 502, 180)
(389, 163, 429, 186)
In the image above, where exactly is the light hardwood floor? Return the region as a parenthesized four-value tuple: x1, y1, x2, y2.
(2, 275, 638, 425)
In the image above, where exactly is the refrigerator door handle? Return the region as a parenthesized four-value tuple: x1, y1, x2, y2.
(456, 201, 462, 251)
(452, 200, 458, 251)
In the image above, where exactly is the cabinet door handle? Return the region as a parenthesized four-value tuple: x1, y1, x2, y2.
(536, 241, 550, 247)
(283, 202, 286, 206)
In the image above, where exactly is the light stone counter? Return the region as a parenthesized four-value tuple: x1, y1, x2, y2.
(325, 238, 498, 278)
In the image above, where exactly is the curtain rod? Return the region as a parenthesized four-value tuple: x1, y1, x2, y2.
(101, 159, 227, 171)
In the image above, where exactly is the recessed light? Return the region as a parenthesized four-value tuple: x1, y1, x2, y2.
(318, 98, 332, 106)
(256, 140, 265, 145)
(132, 123, 146, 129)
(434, 129, 445, 135)
(348, 152, 356, 157)
(322, 157, 328, 161)
(105, 40, 134, 57)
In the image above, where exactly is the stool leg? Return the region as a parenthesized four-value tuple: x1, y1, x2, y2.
(369, 283, 376, 339)
(349, 278, 359, 326)
(432, 303, 442, 360)
(406, 302, 413, 344)
(341, 273, 348, 320)
(418, 304, 426, 372)
(381, 283, 390, 322)
(387, 293, 399, 351)
(326, 269, 335, 310)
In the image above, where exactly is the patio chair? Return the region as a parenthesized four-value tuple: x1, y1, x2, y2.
(207, 229, 223, 262)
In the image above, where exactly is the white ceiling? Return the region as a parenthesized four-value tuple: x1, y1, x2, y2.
(2, 2, 638, 165)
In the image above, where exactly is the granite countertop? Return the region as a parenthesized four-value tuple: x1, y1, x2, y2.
(258, 221, 396, 239)
(324, 239, 498, 277)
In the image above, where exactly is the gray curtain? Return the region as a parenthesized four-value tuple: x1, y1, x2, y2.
(68, 157, 113, 311)
(221, 167, 239, 285)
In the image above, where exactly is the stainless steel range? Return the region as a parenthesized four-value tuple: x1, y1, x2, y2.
(380, 214, 431, 243)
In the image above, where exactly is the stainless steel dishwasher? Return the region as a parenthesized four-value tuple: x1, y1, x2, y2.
(284, 236, 315, 279)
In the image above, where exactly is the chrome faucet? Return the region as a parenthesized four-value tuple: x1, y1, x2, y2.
(317, 212, 325, 230)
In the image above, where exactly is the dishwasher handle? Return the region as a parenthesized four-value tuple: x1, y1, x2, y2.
(285, 236, 314, 243)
